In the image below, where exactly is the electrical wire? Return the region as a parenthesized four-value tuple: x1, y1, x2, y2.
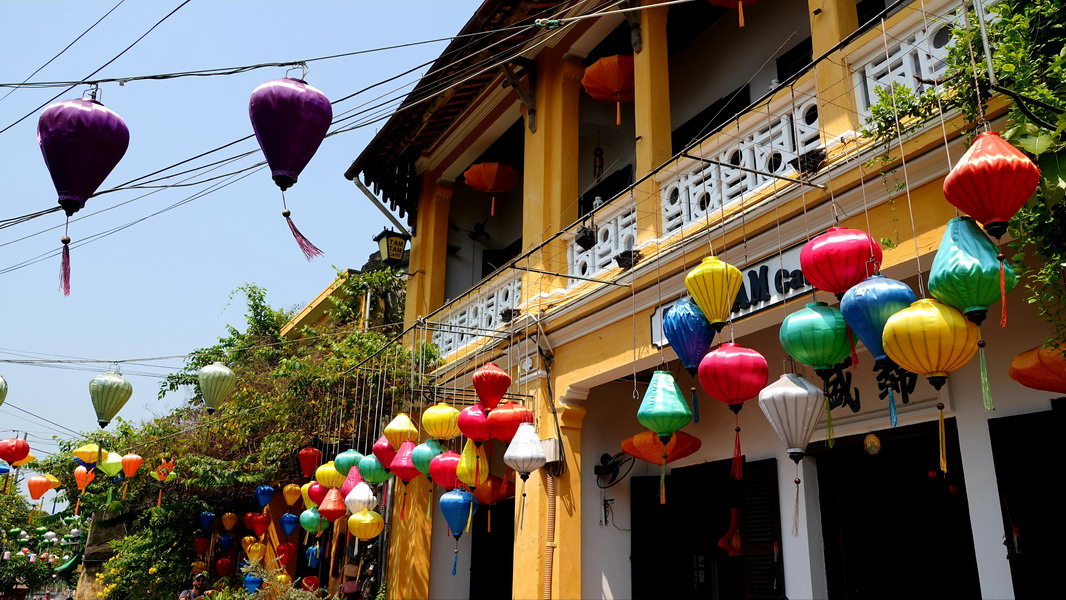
(1, 402, 84, 437)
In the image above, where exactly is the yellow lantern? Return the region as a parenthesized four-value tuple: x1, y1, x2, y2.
(12, 453, 35, 467)
(422, 402, 461, 440)
(314, 462, 345, 489)
(384, 413, 419, 450)
(247, 542, 265, 562)
(72, 444, 101, 463)
(300, 482, 315, 509)
(44, 474, 62, 489)
(221, 512, 239, 531)
(347, 509, 385, 540)
(191, 560, 206, 574)
(282, 483, 302, 506)
(684, 256, 743, 330)
(275, 573, 293, 585)
(455, 438, 488, 489)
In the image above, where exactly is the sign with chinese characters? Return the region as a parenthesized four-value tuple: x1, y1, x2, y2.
(651, 244, 811, 347)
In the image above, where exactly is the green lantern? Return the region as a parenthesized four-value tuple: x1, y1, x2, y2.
(357, 454, 391, 485)
(89, 371, 133, 428)
(197, 362, 236, 414)
(0, 374, 7, 408)
(780, 302, 855, 430)
(412, 440, 444, 480)
(636, 370, 692, 504)
(333, 449, 364, 477)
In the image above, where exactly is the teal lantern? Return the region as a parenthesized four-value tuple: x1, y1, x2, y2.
(89, 371, 133, 428)
(357, 454, 391, 485)
(780, 302, 856, 434)
(299, 508, 330, 534)
(333, 449, 363, 477)
(412, 440, 444, 481)
(929, 216, 1018, 410)
(636, 371, 692, 504)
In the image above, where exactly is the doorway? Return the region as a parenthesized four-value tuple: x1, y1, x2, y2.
(811, 419, 981, 599)
(469, 497, 515, 599)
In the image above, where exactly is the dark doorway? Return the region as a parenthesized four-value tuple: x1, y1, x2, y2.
(630, 458, 784, 599)
(988, 401, 1066, 598)
(469, 497, 515, 599)
(811, 418, 981, 599)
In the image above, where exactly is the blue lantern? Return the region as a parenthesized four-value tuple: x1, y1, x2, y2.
(280, 512, 299, 536)
(254, 484, 274, 508)
(216, 534, 234, 553)
(661, 296, 716, 422)
(439, 489, 478, 576)
(305, 543, 321, 568)
(0, 465, 8, 475)
(243, 574, 263, 594)
(197, 511, 216, 532)
(840, 275, 917, 426)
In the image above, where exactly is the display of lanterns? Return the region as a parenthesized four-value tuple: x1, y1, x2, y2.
(422, 402, 462, 440)
(89, 371, 133, 428)
(662, 296, 717, 422)
(456, 439, 488, 490)
(197, 362, 236, 414)
(684, 256, 743, 330)
(581, 55, 635, 126)
(1009, 345, 1066, 395)
(487, 402, 533, 442)
(439, 489, 478, 576)
(698, 343, 767, 480)
(472, 362, 512, 410)
(799, 227, 882, 298)
(462, 162, 520, 216)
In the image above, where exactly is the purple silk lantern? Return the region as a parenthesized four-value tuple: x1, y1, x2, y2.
(37, 96, 129, 295)
(248, 77, 332, 260)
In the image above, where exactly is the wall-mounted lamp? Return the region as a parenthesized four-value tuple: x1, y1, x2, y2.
(373, 228, 410, 266)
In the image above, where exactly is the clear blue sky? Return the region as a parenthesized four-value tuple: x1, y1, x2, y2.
(0, 1, 481, 467)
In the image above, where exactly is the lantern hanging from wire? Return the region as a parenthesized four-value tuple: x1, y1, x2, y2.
(333, 449, 363, 477)
(120, 452, 141, 499)
(149, 459, 176, 508)
(0, 375, 7, 408)
(637, 370, 692, 502)
(662, 296, 717, 423)
(0, 438, 31, 465)
(463, 162, 520, 216)
(929, 216, 1018, 410)
(799, 227, 882, 299)
(280, 513, 299, 537)
(581, 55, 635, 126)
(390, 440, 421, 518)
(254, 485, 274, 509)
(98, 452, 122, 478)
(473, 362, 512, 410)
(282, 483, 302, 507)
(458, 403, 493, 446)
(1009, 345, 1066, 395)
(707, 0, 763, 28)
(422, 402, 461, 440)
(384, 413, 419, 450)
(685, 256, 743, 330)
(372, 435, 397, 470)
(698, 343, 768, 480)
(840, 275, 918, 426)
(412, 440, 444, 481)
(357, 454, 391, 485)
(339, 463, 363, 498)
(198, 511, 216, 532)
(883, 298, 978, 472)
(89, 371, 132, 428)
(72, 465, 94, 515)
(197, 362, 236, 415)
(439, 489, 478, 576)
(472, 475, 515, 533)
(780, 301, 856, 430)
(216, 532, 235, 553)
(316, 488, 346, 524)
(621, 430, 702, 470)
(344, 481, 377, 515)
(487, 402, 533, 442)
(248, 76, 332, 259)
(27, 476, 50, 502)
(297, 446, 322, 478)
(314, 462, 345, 489)
(347, 509, 385, 541)
(430, 450, 462, 490)
(503, 422, 545, 527)
(299, 507, 330, 535)
(37, 94, 129, 295)
(221, 512, 238, 531)
(456, 439, 488, 490)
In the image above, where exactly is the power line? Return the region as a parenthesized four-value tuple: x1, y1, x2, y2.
(0, 402, 83, 437)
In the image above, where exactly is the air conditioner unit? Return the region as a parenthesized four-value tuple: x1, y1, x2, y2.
(542, 438, 563, 463)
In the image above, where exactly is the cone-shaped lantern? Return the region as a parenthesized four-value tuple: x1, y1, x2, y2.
(430, 450, 462, 490)
(458, 403, 492, 446)
(89, 371, 132, 428)
(317, 488, 346, 523)
(456, 439, 488, 490)
(344, 481, 377, 514)
(357, 454, 391, 485)
(707, 0, 763, 28)
(473, 363, 512, 410)
(1009, 345, 1066, 394)
(384, 413, 419, 450)
(698, 343, 767, 479)
(221, 512, 239, 531)
(390, 440, 421, 519)
(684, 257, 743, 330)
(487, 402, 534, 442)
(581, 55, 635, 126)
(439, 489, 478, 575)
(37, 96, 130, 295)
(799, 227, 882, 298)
(422, 402, 461, 440)
(197, 362, 235, 415)
(282, 483, 302, 506)
(372, 435, 397, 470)
(347, 509, 385, 540)
(662, 296, 717, 423)
(637, 371, 693, 446)
(758, 374, 823, 463)
(334, 449, 363, 477)
(248, 77, 332, 259)
(298, 446, 322, 478)
(27, 476, 50, 501)
(942, 131, 1040, 240)
(503, 422, 544, 525)
(339, 462, 363, 498)
(463, 163, 520, 217)
(280, 513, 299, 536)
(412, 440, 444, 480)
(253, 485, 274, 509)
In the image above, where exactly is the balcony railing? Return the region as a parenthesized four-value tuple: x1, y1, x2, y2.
(431, 274, 521, 357)
(566, 196, 637, 284)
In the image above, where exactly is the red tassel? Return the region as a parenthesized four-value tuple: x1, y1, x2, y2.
(60, 238, 71, 296)
(491, 196, 496, 217)
(615, 100, 622, 126)
(999, 257, 1008, 327)
(848, 329, 859, 368)
(2, 473, 8, 494)
(285, 214, 323, 260)
(731, 414, 743, 480)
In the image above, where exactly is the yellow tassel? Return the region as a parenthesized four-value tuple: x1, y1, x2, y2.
(615, 100, 622, 126)
(74, 497, 80, 516)
(122, 482, 128, 500)
(465, 502, 473, 533)
(938, 401, 947, 474)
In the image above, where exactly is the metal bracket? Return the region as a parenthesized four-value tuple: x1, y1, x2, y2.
(502, 58, 537, 133)
(622, 0, 642, 53)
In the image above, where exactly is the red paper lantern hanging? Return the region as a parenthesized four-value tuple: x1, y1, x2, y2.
(0, 438, 30, 464)
(458, 403, 493, 446)
(708, 0, 763, 28)
(799, 227, 883, 299)
(276, 542, 297, 567)
(698, 343, 768, 480)
(372, 435, 397, 470)
(193, 536, 210, 557)
(429, 451, 462, 490)
(463, 163, 520, 216)
(581, 55, 635, 126)
(215, 557, 234, 577)
(472, 362, 512, 410)
(317, 488, 346, 524)
(389, 440, 421, 520)
(621, 430, 702, 465)
(307, 482, 328, 506)
(487, 402, 533, 442)
(297, 446, 322, 479)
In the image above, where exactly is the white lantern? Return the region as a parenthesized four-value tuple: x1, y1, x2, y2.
(504, 422, 546, 479)
(344, 481, 376, 514)
(198, 362, 236, 414)
(2, 551, 10, 561)
(758, 373, 824, 462)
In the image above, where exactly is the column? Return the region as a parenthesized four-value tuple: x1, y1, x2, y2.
(808, 0, 861, 144)
(633, 0, 672, 244)
(404, 174, 452, 326)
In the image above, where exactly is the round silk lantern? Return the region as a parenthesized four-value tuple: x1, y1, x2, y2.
(942, 131, 1040, 240)
(198, 512, 216, 532)
(248, 77, 332, 259)
(698, 343, 767, 480)
(339, 463, 363, 497)
(299, 482, 316, 509)
(0, 438, 30, 464)
(254, 485, 274, 508)
(390, 440, 420, 519)
(72, 465, 93, 515)
(215, 557, 234, 576)
(472, 362, 511, 410)
(799, 227, 882, 298)
(243, 573, 264, 594)
(684, 256, 743, 330)
(217, 533, 235, 553)
(317, 488, 346, 523)
(345, 481, 376, 514)
(120, 452, 142, 500)
(197, 362, 236, 414)
(463, 162, 519, 216)
(780, 302, 854, 415)
(297, 446, 322, 478)
(27, 476, 50, 501)
(581, 55, 635, 126)
(299, 508, 330, 535)
(1009, 345, 1066, 395)
(89, 371, 133, 428)
(282, 483, 302, 506)
(280, 513, 299, 537)
(301, 576, 321, 591)
(456, 439, 488, 490)
(276, 542, 296, 567)
(430, 451, 462, 490)
(221, 512, 238, 531)
(372, 435, 397, 470)
(348, 509, 385, 541)
(708, 0, 763, 27)
(422, 402, 461, 440)
(334, 449, 363, 477)
(412, 440, 445, 480)
(315, 462, 345, 489)
(458, 403, 492, 446)
(193, 536, 210, 557)
(487, 402, 533, 442)
(37, 96, 130, 294)
(439, 489, 478, 576)
(307, 482, 328, 506)
(248, 513, 270, 537)
(621, 430, 702, 466)
(357, 454, 391, 485)
(246, 541, 265, 563)
(662, 296, 717, 422)
(384, 413, 419, 450)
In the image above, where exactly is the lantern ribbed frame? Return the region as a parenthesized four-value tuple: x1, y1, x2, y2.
(636, 371, 693, 443)
(422, 402, 461, 440)
(315, 462, 346, 489)
(840, 275, 917, 361)
(197, 362, 235, 414)
(799, 227, 882, 296)
(347, 509, 385, 540)
(758, 373, 824, 458)
(621, 430, 702, 465)
(882, 298, 979, 387)
(684, 256, 743, 328)
(697, 343, 768, 406)
(504, 422, 546, 479)
(779, 302, 851, 370)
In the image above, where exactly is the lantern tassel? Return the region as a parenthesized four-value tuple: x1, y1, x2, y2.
(937, 401, 947, 474)
(284, 212, 323, 260)
(426, 489, 433, 520)
(615, 100, 622, 126)
(731, 413, 743, 480)
(887, 387, 899, 427)
(487, 507, 491, 533)
(491, 196, 496, 217)
(738, 0, 746, 28)
(122, 482, 128, 500)
(465, 502, 473, 533)
(791, 468, 801, 538)
(452, 547, 458, 576)
(400, 486, 407, 520)
(2, 473, 9, 494)
(157, 488, 163, 508)
(519, 490, 527, 529)
(999, 256, 1008, 327)
(691, 387, 700, 424)
(60, 236, 71, 296)
(74, 497, 80, 516)
(979, 340, 993, 411)
(824, 397, 835, 449)
(659, 460, 666, 504)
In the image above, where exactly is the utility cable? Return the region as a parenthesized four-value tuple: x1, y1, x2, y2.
(1, 402, 84, 437)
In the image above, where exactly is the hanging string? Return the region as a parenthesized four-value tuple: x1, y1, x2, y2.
(823, 395, 835, 449)
(731, 411, 743, 480)
(791, 463, 801, 538)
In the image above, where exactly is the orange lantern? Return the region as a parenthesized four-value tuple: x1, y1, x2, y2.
(27, 475, 50, 501)
(471, 475, 515, 533)
(72, 465, 94, 516)
(581, 55, 635, 126)
(708, 1, 763, 28)
(1008, 345, 1066, 395)
(463, 162, 520, 217)
(621, 430, 702, 466)
(150, 459, 176, 507)
(120, 453, 142, 499)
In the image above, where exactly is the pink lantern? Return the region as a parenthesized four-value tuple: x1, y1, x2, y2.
(429, 451, 461, 490)
(372, 435, 397, 470)
(339, 464, 363, 497)
(799, 227, 883, 298)
(698, 343, 768, 479)
(458, 403, 492, 446)
(389, 440, 420, 519)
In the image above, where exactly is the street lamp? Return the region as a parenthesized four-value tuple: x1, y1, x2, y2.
(373, 228, 410, 266)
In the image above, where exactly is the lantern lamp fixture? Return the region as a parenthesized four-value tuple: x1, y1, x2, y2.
(575, 223, 597, 251)
(374, 228, 410, 266)
(614, 249, 642, 270)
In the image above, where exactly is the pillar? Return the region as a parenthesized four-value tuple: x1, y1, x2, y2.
(633, 0, 672, 244)
(404, 173, 452, 325)
(808, 0, 861, 143)
(386, 476, 435, 599)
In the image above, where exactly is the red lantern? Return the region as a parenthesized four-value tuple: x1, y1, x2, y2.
(581, 55, 635, 126)
(275, 542, 297, 566)
(463, 163, 520, 216)
(307, 482, 328, 506)
(300, 576, 321, 591)
(458, 403, 492, 446)
(943, 131, 1040, 240)
(193, 536, 210, 557)
(243, 512, 257, 531)
(487, 402, 533, 442)
(622, 430, 702, 465)
(708, 0, 763, 28)
(317, 488, 346, 523)
(390, 440, 422, 519)
(371, 435, 397, 470)
(799, 227, 882, 298)
(297, 446, 322, 479)
(698, 343, 768, 480)
(247, 513, 271, 537)
(472, 362, 512, 410)
(215, 557, 234, 576)
(0, 438, 30, 464)
(429, 451, 461, 490)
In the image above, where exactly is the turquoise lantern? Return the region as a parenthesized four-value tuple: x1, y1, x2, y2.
(929, 216, 1018, 410)
(333, 449, 363, 477)
(780, 302, 855, 441)
(357, 454, 391, 485)
(439, 489, 478, 576)
(412, 440, 444, 481)
(636, 371, 692, 503)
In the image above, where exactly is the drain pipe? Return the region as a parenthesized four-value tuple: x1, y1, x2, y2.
(543, 474, 557, 600)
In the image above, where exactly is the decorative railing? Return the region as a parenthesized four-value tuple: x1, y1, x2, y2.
(659, 83, 822, 237)
(431, 276, 521, 356)
(566, 197, 637, 284)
